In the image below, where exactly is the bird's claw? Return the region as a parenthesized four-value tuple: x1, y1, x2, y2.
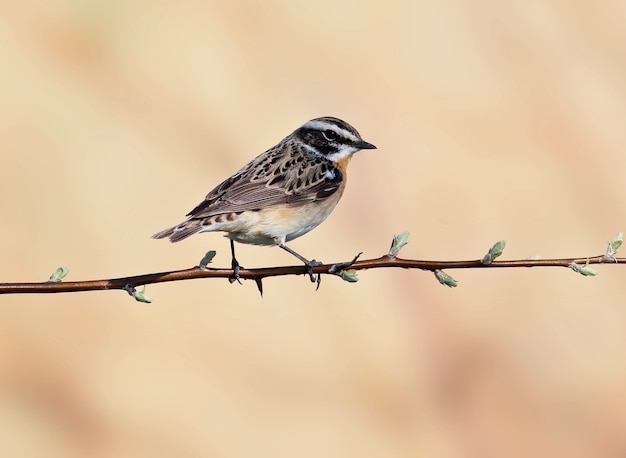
(229, 260, 243, 284)
(305, 259, 322, 285)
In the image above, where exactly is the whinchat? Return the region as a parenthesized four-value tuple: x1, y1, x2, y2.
(153, 117, 376, 280)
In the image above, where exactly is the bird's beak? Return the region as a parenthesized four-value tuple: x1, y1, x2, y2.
(355, 140, 377, 150)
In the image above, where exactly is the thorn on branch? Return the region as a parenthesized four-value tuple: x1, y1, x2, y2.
(254, 278, 263, 297)
(330, 252, 362, 285)
(329, 252, 363, 274)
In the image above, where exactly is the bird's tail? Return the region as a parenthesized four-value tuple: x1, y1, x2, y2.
(152, 219, 203, 243)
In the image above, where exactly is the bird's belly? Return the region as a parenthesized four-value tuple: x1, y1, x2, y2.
(226, 198, 341, 246)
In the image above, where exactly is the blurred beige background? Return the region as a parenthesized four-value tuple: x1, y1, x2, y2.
(1, 1, 626, 456)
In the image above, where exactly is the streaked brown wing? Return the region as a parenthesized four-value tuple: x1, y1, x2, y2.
(186, 142, 342, 219)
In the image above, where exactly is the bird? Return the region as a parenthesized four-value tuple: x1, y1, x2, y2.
(152, 116, 376, 281)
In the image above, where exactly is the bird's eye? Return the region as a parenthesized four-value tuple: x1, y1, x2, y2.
(322, 130, 338, 141)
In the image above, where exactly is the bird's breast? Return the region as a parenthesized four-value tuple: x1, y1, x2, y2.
(224, 190, 344, 246)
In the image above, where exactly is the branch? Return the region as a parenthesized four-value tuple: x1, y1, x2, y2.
(0, 232, 623, 299)
(0, 254, 623, 294)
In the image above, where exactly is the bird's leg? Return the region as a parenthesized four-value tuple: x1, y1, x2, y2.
(277, 242, 321, 283)
(229, 239, 243, 284)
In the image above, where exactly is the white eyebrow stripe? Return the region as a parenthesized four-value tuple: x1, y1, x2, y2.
(303, 120, 359, 143)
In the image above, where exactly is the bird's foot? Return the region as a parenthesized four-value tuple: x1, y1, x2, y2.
(304, 259, 323, 288)
(229, 259, 243, 284)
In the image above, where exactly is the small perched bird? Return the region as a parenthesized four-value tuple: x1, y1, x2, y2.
(153, 117, 376, 280)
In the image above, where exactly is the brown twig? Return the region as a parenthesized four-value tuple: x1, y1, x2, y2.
(0, 254, 623, 296)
